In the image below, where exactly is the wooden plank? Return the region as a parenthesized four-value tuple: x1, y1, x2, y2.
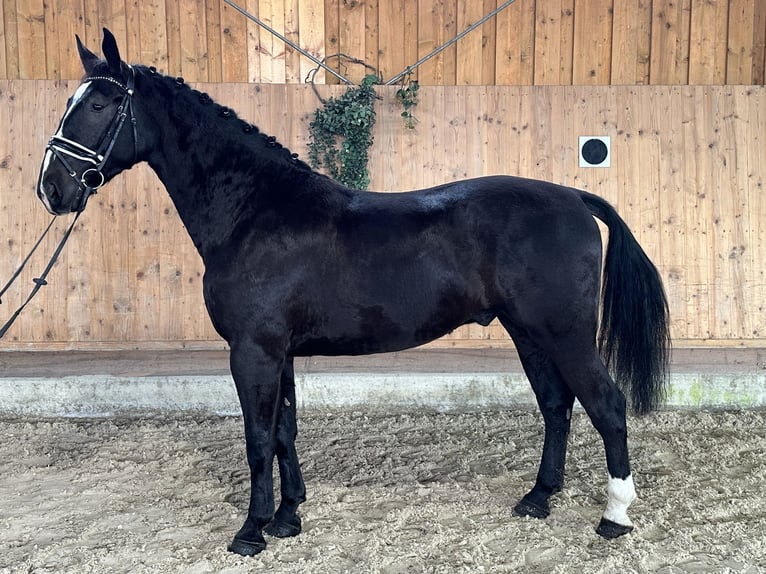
(455, 0, 484, 84)
(298, 0, 325, 84)
(516, 86, 536, 178)
(41, 0, 61, 79)
(0, 80, 22, 340)
(258, 0, 286, 83)
(0, 1, 8, 78)
(401, 0, 418, 83)
(479, 83, 514, 175)
(179, 0, 209, 81)
(534, 0, 564, 85)
(637, 89, 662, 260)
(124, 0, 141, 65)
(726, 0, 756, 84)
(752, 0, 766, 84)
(441, 0, 458, 85)
(363, 0, 379, 81)
(156, 197, 187, 341)
(338, 0, 365, 83)
(131, 163, 164, 341)
(16, 0, 47, 79)
(558, 0, 576, 84)
(98, 0, 128, 50)
(97, 168, 137, 342)
(744, 86, 766, 338)
(498, 85, 523, 175)
(572, 0, 613, 84)
(688, 0, 728, 84)
(712, 89, 748, 337)
(373, 83, 407, 190)
(220, 0, 248, 81)
(547, 86, 577, 186)
(323, 0, 340, 84)
(245, 0, 261, 82)
(283, 0, 301, 83)
(494, 0, 535, 85)
(444, 85, 469, 180)
(81, 0, 101, 52)
(731, 87, 759, 338)
(692, 87, 715, 338)
(31, 81, 71, 342)
(5, 1, 22, 79)
(649, 0, 691, 85)
(164, 0, 183, 75)
(206, 0, 223, 82)
(417, 0, 458, 85)
(138, 0, 169, 72)
(655, 87, 688, 340)
(378, 0, 404, 82)
(481, 0, 497, 85)
(611, 0, 651, 84)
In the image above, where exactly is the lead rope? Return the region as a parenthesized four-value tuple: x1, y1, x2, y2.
(0, 211, 82, 339)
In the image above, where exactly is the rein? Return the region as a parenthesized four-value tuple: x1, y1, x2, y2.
(0, 212, 81, 339)
(0, 67, 137, 339)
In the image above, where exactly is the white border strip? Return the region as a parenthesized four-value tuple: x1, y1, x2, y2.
(1, 371, 765, 417)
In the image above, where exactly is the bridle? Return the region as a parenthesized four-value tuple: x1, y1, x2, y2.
(45, 65, 138, 212)
(0, 67, 138, 339)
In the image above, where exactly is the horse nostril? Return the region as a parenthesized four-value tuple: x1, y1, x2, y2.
(44, 179, 61, 202)
(39, 179, 64, 212)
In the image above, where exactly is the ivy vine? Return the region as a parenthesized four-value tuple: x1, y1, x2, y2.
(307, 73, 380, 190)
(396, 78, 419, 130)
(306, 57, 422, 190)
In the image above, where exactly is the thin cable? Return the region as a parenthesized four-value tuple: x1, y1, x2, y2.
(223, 0, 354, 85)
(384, 0, 519, 85)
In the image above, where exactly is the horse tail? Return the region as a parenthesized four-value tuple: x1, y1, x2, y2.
(580, 190, 671, 415)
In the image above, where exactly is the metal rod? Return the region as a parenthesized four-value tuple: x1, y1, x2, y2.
(384, 0, 519, 85)
(223, 0, 354, 85)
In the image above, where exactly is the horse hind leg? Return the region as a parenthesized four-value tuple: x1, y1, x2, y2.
(502, 320, 575, 520)
(265, 357, 306, 538)
(548, 342, 637, 538)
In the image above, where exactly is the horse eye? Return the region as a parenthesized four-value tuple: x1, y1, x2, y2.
(91, 103, 105, 112)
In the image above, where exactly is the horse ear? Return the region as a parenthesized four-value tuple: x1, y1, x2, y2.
(101, 28, 123, 76)
(76, 35, 101, 75)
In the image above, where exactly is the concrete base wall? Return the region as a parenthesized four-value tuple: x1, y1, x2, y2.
(1, 348, 765, 417)
(1, 371, 766, 418)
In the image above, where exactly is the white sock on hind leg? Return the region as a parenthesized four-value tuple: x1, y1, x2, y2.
(603, 474, 637, 526)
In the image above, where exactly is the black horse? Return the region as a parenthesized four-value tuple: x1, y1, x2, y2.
(37, 29, 670, 556)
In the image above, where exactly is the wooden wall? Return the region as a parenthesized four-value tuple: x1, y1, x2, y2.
(1, 0, 764, 351)
(0, 0, 765, 85)
(1, 81, 764, 350)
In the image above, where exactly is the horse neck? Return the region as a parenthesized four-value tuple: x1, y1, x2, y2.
(138, 73, 312, 260)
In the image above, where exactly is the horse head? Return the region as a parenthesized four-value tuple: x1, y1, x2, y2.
(37, 28, 139, 214)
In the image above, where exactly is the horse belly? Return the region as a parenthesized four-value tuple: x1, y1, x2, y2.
(290, 278, 494, 357)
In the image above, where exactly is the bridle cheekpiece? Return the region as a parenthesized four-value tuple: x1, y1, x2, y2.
(45, 65, 137, 212)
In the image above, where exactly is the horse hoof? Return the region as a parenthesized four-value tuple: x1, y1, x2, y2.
(596, 517, 634, 539)
(512, 497, 550, 519)
(228, 536, 267, 556)
(264, 514, 302, 538)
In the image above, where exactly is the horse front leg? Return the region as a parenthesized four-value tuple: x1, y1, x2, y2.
(227, 340, 285, 556)
(505, 326, 575, 519)
(265, 357, 306, 538)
